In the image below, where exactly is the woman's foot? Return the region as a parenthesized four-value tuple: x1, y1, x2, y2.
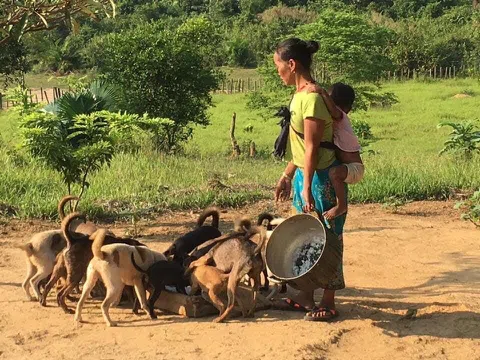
(323, 204, 347, 221)
(272, 290, 315, 311)
(304, 307, 339, 321)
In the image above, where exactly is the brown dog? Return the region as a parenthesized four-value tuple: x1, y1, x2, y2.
(188, 225, 266, 322)
(190, 265, 229, 315)
(45, 212, 146, 314)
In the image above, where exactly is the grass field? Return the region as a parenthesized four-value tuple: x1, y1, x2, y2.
(1, 78, 479, 218)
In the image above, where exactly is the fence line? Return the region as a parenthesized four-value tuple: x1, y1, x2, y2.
(0, 86, 67, 110)
(1, 64, 479, 109)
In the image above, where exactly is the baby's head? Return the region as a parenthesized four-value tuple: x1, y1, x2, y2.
(329, 83, 355, 114)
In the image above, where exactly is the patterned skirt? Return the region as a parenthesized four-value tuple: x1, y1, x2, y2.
(291, 163, 347, 290)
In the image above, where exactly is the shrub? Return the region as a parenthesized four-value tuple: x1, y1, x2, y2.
(437, 121, 480, 158)
(88, 22, 222, 151)
(455, 190, 480, 228)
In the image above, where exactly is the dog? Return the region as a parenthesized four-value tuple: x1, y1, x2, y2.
(130, 254, 190, 319)
(188, 225, 266, 323)
(247, 214, 287, 296)
(44, 212, 146, 314)
(17, 230, 66, 301)
(163, 207, 221, 266)
(190, 265, 240, 317)
(74, 229, 167, 327)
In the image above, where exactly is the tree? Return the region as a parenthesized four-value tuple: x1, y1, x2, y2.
(296, 8, 394, 84)
(0, 0, 116, 45)
(88, 21, 221, 151)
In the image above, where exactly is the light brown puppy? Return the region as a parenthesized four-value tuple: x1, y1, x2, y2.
(74, 229, 166, 327)
(17, 230, 66, 301)
(190, 265, 230, 316)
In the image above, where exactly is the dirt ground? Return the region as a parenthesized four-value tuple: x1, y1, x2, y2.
(0, 201, 479, 360)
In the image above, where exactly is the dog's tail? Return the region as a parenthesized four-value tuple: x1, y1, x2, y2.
(57, 195, 79, 220)
(248, 226, 267, 256)
(91, 229, 107, 260)
(16, 243, 34, 257)
(61, 212, 87, 248)
(130, 252, 148, 274)
(197, 207, 220, 229)
(234, 217, 252, 233)
(257, 213, 275, 230)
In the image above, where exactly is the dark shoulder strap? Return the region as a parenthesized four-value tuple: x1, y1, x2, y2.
(289, 124, 336, 151)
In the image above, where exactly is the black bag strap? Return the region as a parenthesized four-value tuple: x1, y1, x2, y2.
(289, 124, 337, 150)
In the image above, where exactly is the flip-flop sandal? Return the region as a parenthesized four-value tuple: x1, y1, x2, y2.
(304, 307, 339, 321)
(273, 298, 309, 312)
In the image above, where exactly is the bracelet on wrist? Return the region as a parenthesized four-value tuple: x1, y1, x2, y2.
(282, 172, 292, 180)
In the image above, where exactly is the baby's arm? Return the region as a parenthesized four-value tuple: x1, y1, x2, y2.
(307, 84, 343, 120)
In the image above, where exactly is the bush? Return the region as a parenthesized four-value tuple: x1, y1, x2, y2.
(437, 121, 480, 158)
(88, 22, 222, 151)
(455, 190, 480, 228)
(351, 119, 373, 140)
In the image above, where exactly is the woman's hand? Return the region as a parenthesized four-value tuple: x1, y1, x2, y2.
(275, 176, 292, 202)
(302, 187, 315, 213)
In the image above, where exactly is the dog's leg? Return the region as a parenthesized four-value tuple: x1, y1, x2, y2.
(111, 284, 125, 308)
(235, 288, 249, 318)
(74, 268, 99, 325)
(30, 265, 52, 302)
(249, 272, 261, 317)
(146, 286, 163, 319)
(101, 279, 123, 327)
(260, 269, 270, 292)
(214, 267, 240, 323)
(40, 269, 62, 307)
(208, 286, 226, 316)
(132, 277, 150, 319)
(22, 260, 36, 301)
(58, 282, 78, 314)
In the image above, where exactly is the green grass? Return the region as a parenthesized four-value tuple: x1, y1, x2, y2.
(1, 79, 479, 218)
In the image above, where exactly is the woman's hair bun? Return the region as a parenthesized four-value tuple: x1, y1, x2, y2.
(305, 40, 319, 54)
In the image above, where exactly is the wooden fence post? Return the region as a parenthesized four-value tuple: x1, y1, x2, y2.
(0, 93, 3, 110)
(230, 112, 241, 157)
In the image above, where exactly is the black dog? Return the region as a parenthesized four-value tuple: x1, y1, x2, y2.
(163, 207, 222, 265)
(130, 254, 190, 319)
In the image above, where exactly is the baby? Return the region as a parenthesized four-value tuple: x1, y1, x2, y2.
(310, 83, 364, 220)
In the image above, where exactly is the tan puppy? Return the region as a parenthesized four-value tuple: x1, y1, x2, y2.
(17, 230, 66, 301)
(74, 229, 166, 327)
(190, 265, 230, 316)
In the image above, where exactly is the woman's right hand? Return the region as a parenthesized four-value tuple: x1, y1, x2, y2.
(275, 176, 292, 202)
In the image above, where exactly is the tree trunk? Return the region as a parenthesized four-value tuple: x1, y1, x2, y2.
(230, 112, 241, 157)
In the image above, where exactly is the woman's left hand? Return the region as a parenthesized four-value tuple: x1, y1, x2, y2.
(302, 188, 315, 213)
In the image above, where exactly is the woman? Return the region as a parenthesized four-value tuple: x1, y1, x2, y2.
(273, 38, 347, 321)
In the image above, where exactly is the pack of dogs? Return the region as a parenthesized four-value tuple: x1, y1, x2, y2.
(18, 195, 287, 326)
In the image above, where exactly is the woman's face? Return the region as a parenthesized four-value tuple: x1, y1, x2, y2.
(274, 52, 296, 86)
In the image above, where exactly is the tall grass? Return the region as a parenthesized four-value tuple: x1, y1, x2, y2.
(1, 79, 479, 218)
